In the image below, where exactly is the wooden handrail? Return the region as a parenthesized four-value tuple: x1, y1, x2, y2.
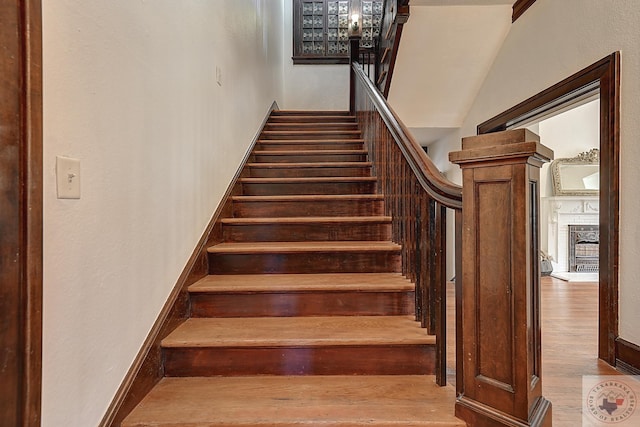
(352, 64, 462, 208)
(350, 58, 461, 386)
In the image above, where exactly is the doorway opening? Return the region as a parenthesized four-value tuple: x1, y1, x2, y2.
(477, 52, 620, 365)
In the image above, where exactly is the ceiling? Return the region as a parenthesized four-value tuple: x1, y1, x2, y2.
(387, 3, 513, 145)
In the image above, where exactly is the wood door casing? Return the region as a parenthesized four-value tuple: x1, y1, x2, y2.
(0, 0, 43, 425)
(477, 52, 621, 366)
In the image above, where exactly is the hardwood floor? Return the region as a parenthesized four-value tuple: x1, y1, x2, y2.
(540, 276, 621, 426)
(447, 276, 622, 426)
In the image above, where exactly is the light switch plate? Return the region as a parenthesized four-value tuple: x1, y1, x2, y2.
(56, 156, 81, 199)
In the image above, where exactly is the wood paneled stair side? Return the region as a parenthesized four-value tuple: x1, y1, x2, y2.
(121, 110, 463, 427)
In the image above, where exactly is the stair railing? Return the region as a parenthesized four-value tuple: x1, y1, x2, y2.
(350, 51, 462, 386)
(351, 51, 554, 425)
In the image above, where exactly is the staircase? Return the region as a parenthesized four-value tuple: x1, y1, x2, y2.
(121, 111, 464, 427)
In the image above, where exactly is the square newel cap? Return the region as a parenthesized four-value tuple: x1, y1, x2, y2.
(449, 129, 554, 166)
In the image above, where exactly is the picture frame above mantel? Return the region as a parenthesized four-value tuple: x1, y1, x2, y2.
(550, 148, 600, 196)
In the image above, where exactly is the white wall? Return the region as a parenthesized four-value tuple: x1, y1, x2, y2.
(388, 5, 511, 128)
(42, 1, 284, 426)
(281, 0, 350, 110)
(431, 0, 640, 345)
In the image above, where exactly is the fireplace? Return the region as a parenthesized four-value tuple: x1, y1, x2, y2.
(568, 224, 599, 272)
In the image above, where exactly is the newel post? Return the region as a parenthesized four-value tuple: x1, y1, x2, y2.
(449, 129, 554, 427)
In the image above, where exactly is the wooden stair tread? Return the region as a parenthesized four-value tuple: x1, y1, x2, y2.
(248, 162, 372, 168)
(262, 130, 361, 135)
(189, 273, 413, 293)
(253, 149, 367, 155)
(272, 110, 352, 116)
(266, 122, 359, 127)
(258, 138, 365, 143)
(207, 241, 401, 254)
(232, 194, 384, 201)
(221, 216, 391, 225)
(122, 376, 464, 427)
(240, 177, 377, 183)
(269, 114, 356, 120)
(162, 316, 434, 348)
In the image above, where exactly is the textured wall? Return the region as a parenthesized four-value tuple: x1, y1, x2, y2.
(42, 1, 284, 425)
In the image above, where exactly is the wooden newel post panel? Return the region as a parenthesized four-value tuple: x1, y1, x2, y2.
(449, 129, 554, 427)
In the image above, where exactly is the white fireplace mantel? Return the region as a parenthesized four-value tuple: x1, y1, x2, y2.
(542, 196, 599, 273)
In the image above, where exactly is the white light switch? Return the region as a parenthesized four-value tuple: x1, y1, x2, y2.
(56, 156, 81, 199)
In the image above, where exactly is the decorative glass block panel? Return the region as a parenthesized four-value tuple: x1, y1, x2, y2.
(303, 16, 313, 28)
(295, 0, 385, 62)
(302, 2, 314, 14)
(302, 42, 314, 53)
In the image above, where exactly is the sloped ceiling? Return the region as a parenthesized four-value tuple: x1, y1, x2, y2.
(387, 3, 512, 144)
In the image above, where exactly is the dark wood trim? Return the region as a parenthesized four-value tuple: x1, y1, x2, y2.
(100, 101, 278, 427)
(512, 0, 537, 22)
(477, 52, 621, 366)
(616, 338, 640, 375)
(292, 56, 350, 65)
(0, 0, 43, 425)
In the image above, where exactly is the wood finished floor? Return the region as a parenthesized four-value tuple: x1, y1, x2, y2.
(447, 276, 622, 427)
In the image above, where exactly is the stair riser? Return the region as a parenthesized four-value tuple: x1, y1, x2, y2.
(222, 222, 391, 242)
(249, 166, 371, 178)
(260, 132, 362, 140)
(208, 252, 401, 274)
(253, 153, 367, 163)
(257, 142, 364, 151)
(233, 199, 384, 217)
(242, 181, 376, 196)
(163, 345, 434, 376)
(268, 116, 356, 123)
(190, 291, 414, 317)
(264, 124, 359, 131)
(271, 111, 351, 117)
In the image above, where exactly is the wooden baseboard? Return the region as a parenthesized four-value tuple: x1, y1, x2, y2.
(99, 101, 278, 427)
(616, 337, 640, 375)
